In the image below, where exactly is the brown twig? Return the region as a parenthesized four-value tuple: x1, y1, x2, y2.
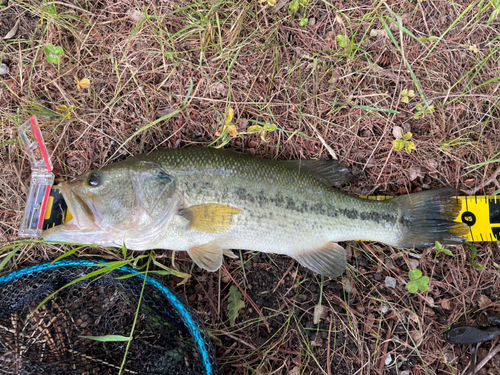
(327, 316, 333, 375)
(377, 318, 394, 374)
(462, 166, 500, 195)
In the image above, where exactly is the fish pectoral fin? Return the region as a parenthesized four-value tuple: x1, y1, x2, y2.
(281, 160, 350, 186)
(188, 243, 223, 272)
(293, 242, 347, 278)
(180, 204, 242, 233)
(223, 249, 239, 259)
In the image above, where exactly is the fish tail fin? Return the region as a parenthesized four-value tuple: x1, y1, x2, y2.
(391, 188, 468, 248)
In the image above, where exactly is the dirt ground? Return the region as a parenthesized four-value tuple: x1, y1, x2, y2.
(1, 0, 500, 374)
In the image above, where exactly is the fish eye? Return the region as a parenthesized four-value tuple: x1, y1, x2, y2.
(87, 173, 100, 187)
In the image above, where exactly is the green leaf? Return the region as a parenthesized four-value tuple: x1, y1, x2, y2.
(417, 276, 430, 291)
(0, 245, 21, 271)
(299, 17, 308, 27)
(392, 139, 405, 151)
(82, 335, 131, 342)
(441, 248, 454, 257)
(488, 8, 500, 26)
(406, 281, 418, 293)
(247, 125, 263, 133)
(227, 285, 245, 326)
(402, 132, 412, 141)
(404, 141, 416, 154)
(408, 269, 422, 281)
(44, 43, 64, 64)
(425, 105, 435, 114)
(468, 243, 485, 270)
(263, 123, 276, 132)
(415, 103, 423, 111)
(435, 241, 444, 252)
(336, 35, 347, 49)
(289, 0, 299, 13)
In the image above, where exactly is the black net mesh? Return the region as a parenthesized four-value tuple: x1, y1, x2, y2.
(0, 259, 217, 375)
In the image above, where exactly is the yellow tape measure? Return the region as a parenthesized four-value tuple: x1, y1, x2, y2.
(361, 195, 500, 242)
(456, 195, 500, 242)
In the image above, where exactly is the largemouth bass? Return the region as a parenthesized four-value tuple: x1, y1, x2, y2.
(42, 148, 468, 277)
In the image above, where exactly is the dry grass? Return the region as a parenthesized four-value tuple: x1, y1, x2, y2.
(1, 0, 500, 374)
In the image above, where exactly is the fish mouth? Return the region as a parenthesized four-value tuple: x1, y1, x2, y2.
(56, 182, 99, 230)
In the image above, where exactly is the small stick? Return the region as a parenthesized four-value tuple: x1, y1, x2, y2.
(272, 260, 295, 293)
(462, 166, 500, 195)
(377, 318, 395, 374)
(473, 341, 500, 374)
(327, 317, 333, 375)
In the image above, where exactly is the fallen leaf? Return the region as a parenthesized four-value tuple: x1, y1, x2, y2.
(224, 107, 234, 125)
(75, 77, 90, 90)
(469, 44, 479, 53)
(3, 19, 20, 39)
(478, 294, 491, 310)
(440, 298, 454, 310)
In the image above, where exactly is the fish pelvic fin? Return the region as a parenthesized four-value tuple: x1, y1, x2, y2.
(180, 204, 242, 233)
(223, 249, 239, 259)
(391, 188, 468, 247)
(188, 243, 223, 272)
(293, 242, 347, 278)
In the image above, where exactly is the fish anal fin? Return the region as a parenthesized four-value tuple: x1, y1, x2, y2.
(293, 242, 347, 278)
(188, 243, 223, 272)
(180, 204, 242, 233)
(281, 160, 350, 186)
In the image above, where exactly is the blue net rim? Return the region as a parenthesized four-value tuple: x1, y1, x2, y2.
(0, 258, 216, 375)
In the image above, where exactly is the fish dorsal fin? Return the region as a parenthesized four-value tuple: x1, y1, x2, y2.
(180, 204, 242, 233)
(293, 242, 347, 278)
(188, 243, 223, 272)
(130, 162, 176, 221)
(281, 160, 350, 186)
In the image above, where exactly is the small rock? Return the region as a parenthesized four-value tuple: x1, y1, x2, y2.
(380, 304, 390, 314)
(357, 256, 367, 267)
(392, 125, 404, 139)
(384, 258, 396, 269)
(385, 276, 397, 289)
(384, 353, 392, 366)
(126, 9, 143, 23)
(400, 371, 410, 375)
(409, 259, 419, 270)
(374, 273, 382, 281)
(308, 17, 316, 27)
(297, 294, 307, 303)
(410, 330, 422, 344)
(370, 29, 379, 37)
(425, 296, 435, 307)
(0, 63, 9, 75)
